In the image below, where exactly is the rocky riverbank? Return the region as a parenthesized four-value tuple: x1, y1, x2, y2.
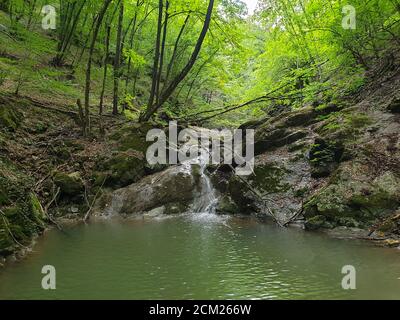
(1, 64, 400, 263)
(211, 63, 400, 247)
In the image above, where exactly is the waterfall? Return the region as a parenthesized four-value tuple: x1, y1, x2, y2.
(191, 153, 219, 214)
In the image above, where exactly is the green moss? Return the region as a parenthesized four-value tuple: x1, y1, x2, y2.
(317, 111, 372, 141)
(95, 153, 146, 189)
(54, 172, 84, 197)
(249, 164, 290, 193)
(305, 215, 327, 231)
(30, 193, 46, 224)
(309, 138, 344, 178)
(110, 122, 155, 153)
(0, 105, 22, 131)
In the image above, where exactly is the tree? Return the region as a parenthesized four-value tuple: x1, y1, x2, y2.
(140, 0, 215, 122)
(83, 0, 113, 135)
(113, 0, 125, 115)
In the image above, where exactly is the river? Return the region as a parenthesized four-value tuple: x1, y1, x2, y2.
(1, 214, 400, 300)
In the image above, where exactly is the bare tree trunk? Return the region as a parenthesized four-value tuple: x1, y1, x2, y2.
(164, 13, 190, 86)
(83, 0, 113, 136)
(99, 25, 111, 116)
(156, 0, 169, 105)
(113, 0, 124, 115)
(147, 0, 164, 111)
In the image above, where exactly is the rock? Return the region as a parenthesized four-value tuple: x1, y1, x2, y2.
(255, 128, 308, 154)
(387, 98, 400, 114)
(216, 195, 239, 215)
(0, 159, 46, 257)
(309, 138, 344, 178)
(145, 163, 168, 175)
(94, 151, 145, 189)
(70, 206, 79, 214)
(110, 122, 155, 153)
(165, 202, 189, 215)
(305, 215, 327, 231)
(94, 164, 199, 216)
(383, 239, 400, 248)
(282, 107, 317, 127)
(54, 172, 84, 198)
(304, 162, 400, 227)
(228, 176, 257, 214)
(145, 206, 166, 217)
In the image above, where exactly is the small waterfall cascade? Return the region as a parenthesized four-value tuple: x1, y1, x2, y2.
(190, 153, 219, 214)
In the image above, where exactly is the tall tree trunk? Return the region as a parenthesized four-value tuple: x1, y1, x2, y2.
(99, 25, 111, 116)
(83, 0, 113, 136)
(164, 13, 190, 87)
(147, 0, 164, 112)
(156, 0, 169, 105)
(140, 0, 215, 122)
(113, 0, 125, 115)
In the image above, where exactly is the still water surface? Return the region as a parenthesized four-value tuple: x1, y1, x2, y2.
(1, 214, 400, 300)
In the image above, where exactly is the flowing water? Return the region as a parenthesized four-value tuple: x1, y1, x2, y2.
(1, 152, 400, 300)
(191, 155, 218, 214)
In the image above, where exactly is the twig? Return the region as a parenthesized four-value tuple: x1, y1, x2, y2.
(0, 209, 29, 249)
(84, 177, 108, 222)
(43, 188, 63, 230)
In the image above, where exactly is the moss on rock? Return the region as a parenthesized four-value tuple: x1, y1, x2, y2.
(54, 171, 84, 198)
(95, 152, 145, 189)
(304, 163, 400, 230)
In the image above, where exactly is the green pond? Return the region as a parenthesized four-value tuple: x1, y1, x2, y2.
(1, 214, 400, 300)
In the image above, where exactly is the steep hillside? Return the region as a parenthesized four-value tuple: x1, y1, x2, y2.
(218, 60, 400, 246)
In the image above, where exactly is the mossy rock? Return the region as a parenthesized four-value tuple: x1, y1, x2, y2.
(309, 138, 344, 178)
(282, 107, 317, 127)
(95, 152, 146, 189)
(305, 215, 327, 231)
(228, 176, 257, 214)
(216, 195, 240, 215)
(304, 163, 400, 228)
(255, 129, 308, 154)
(248, 164, 290, 193)
(0, 105, 22, 131)
(165, 202, 189, 215)
(54, 172, 84, 198)
(110, 122, 155, 153)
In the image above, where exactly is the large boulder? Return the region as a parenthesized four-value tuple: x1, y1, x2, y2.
(304, 161, 400, 229)
(94, 164, 199, 216)
(54, 171, 84, 199)
(94, 151, 146, 189)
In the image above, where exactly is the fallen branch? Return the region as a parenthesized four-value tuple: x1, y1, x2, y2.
(43, 188, 63, 230)
(84, 177, 108, 222)
(0, 209, 29, 249)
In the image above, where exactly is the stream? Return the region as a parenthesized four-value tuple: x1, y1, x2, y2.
(1, 150, 400, 300)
